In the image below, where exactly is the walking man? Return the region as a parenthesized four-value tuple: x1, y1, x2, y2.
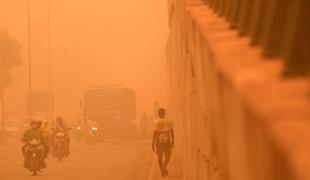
(152, 108, 175, 177)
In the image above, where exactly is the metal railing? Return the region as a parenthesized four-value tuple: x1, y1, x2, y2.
(203, 0, 310, 76)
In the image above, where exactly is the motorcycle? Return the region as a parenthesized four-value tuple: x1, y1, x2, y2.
(87, 127, 98, 146)
(25, 139, 43, 176)
(53, 132, 66, 161)
(75, 126, 83, 142)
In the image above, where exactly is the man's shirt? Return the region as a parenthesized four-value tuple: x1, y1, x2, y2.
(154, 118, 174, 132)
(153, 118, 174, 147)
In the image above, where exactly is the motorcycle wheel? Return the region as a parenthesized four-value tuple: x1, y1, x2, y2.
(30, 157, 39, 176)
(57, 143, 64, 161)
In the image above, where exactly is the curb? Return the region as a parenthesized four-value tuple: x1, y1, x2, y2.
(147, 153, 156, 180)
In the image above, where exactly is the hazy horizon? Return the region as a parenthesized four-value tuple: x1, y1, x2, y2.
(0, 0, 169, 121)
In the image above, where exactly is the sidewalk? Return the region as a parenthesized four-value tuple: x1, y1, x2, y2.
(148, 153, 183, 180)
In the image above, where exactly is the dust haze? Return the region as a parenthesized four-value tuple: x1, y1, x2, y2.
(0, 0, 169, 179)
(1, 0, 168, 119)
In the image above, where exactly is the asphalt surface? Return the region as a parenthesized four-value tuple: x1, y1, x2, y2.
(0, 139, 152, 180)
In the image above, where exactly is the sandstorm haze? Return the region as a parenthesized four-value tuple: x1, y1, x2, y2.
(2, 0, 309, 179)
(0, 0, 169, 120)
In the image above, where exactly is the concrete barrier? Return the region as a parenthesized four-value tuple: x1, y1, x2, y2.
(167, 1, 310, 180)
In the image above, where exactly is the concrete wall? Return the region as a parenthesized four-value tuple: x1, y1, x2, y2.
(166, 1, 310, 180)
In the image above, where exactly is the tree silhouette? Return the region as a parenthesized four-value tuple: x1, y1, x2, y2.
(0, 29, 21, 132)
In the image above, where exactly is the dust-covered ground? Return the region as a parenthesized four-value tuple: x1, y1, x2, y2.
(0, 139, 152, 180)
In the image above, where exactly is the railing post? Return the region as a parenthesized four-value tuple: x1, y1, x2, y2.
(282, 0, 310, 75)
(248, 0, 267, 44)
(227, 0, 241, 28)
(236, 0, 254, 35)
(223, 0, 233, 22)
(203, 0, 310, 76)
(218, 0, 228, 16)
(214, 0, 221, 12)
(259, 0, 290, 57)
(209, 0, 216, 9)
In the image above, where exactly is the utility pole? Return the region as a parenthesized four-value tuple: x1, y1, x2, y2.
(0, 87, 7, 144)
(27, 0, 33, 121)
(64, 23, 68, 120)
(0, 57, 4, 132)
(0, 88, 5, 132)
(48, 0, 53, 118)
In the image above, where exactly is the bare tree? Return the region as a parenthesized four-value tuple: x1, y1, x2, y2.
(0, 29, 21, 132)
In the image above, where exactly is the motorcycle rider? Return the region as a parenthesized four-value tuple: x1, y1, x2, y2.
(41, 120, 53, 157)
(75, 119, 84, 142)
(152, 108, 175, 177)
(85, 117, 98, 144)
(86, 116, 98, 130)
(52, 117, 70, 157)
(21, 120, 46, 170)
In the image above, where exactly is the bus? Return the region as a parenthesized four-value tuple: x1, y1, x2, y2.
(82, 87, 137, 140)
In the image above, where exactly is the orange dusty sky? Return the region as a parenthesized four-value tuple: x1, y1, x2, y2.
(0, 0, 169, 121)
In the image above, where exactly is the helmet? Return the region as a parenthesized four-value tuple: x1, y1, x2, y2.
(37, 120, 42, 128)
(158, 108, 166, 118)
(43, 120, 48, 125)
(56, 117, 63, 124)
(30, 120, 41, 128)
(30, 120, 37, 126)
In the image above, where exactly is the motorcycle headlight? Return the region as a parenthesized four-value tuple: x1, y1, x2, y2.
(77, 127, 81, 130)
(92, 127, 98, 131)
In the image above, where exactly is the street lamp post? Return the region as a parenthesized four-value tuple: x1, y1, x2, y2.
(0, 89, 5, 132)
(47, 0, 53, 118)
(27, 0, 33, 121)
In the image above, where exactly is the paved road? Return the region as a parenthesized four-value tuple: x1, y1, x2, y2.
(0, 139, 152, 180)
